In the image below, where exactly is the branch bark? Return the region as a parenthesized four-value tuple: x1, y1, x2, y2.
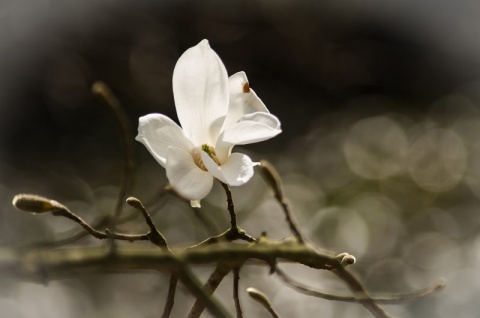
(0, 238, 338, 280)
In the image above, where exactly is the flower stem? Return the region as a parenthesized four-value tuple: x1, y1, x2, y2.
(220, 182, 237, 230)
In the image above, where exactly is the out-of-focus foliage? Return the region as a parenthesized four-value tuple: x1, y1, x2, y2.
(1, 0, 480, 317)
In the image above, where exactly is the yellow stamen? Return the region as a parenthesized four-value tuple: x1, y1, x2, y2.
(202, 144, 221, 165)
(193, 144, 221, 171)
(192, 149, 207, 171)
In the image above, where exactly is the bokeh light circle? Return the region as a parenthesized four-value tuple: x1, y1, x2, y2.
(408, 128, 467, 193)
(344, 116, 409, 180)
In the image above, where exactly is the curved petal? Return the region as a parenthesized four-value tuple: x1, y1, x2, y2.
(224, 112, 282, 144)
(215, 112, 282, 162)
(172, 39, 229, 146)
(223, 72, 269, 129)
(136, 114, 194, 167)
(201, 151, 254, 186)
(166, 146, 213, 200)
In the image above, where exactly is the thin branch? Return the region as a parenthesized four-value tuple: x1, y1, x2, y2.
(161, 274, 178, 318)
(332, 266, 391, 318)
(187, 227, 256, 250)
(14, 193, 256, 250)
(259, 161, 305, 243)
(13, 195, 149, 243)
(233, 267, 243, 318)
(54, 204, 147, 242)
(188, 261, 232, 318)
(22, 191, 168, 249)
(275, 267, 445, 304)
(177, 263, 232, 318)
(126, 197, 169, 250)
(220, 182, 237, 230)
(92, 81, 135, 226)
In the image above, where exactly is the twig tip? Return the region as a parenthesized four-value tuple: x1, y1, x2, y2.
(126, 197, 143, 209)
(336, 252, 356, 267)
(91, 81, 107, 95)
(246, 287, 272, 306)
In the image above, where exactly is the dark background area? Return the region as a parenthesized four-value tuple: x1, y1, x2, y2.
(2, 0, 480, 161)
(1, 0, 480, 317)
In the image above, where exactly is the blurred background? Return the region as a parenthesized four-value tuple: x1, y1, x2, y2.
(1, 0, 480, 317)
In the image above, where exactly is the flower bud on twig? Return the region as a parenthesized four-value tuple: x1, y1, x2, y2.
(126, 197, 143, 210)
(12, 194, 63, 214)
(336, 252, 356, 267)
(247, 287, 280, 318)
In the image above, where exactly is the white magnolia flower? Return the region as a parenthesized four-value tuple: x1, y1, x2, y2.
(136, 39, 281, 205)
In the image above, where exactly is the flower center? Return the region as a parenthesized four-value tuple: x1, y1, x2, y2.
(192, 144, 221, 171)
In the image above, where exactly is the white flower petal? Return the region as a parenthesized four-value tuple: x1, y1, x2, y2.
(223, 72, 269, 129)
(166, 146, 214, 200)
(136, 114, 194, 167)
(215, 112, 282, 162)
(172, 39, 229, 146)
(224, 112, 281, 144)
(200, 151, 227, 183)
(201, 151, 254, 186)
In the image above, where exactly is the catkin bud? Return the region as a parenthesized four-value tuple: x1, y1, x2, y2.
(246, 287, 272, 307)
(126, 197, 143, 210)
(12, 194, 55, 213)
